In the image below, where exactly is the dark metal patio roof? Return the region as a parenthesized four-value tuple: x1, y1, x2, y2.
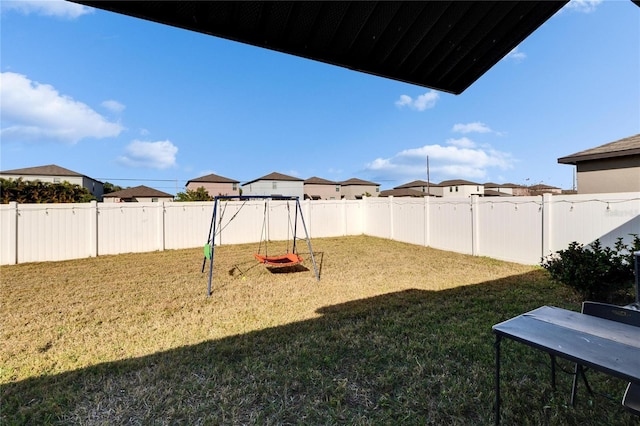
(72, 1, 570, 94)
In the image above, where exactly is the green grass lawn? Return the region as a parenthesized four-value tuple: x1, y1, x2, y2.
(1, 236, 637, 425)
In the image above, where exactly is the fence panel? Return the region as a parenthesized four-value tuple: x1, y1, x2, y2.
(2, 193, 638, 266)
(428, 198, 473, 254)
(97, 203, 162, 255)
(0, 203, 17, 265)
(364, 198, 392, 239)
(164, 202, 213, 250)
(17, 203, 94, 263)
(306, 200, 347, 238)
(550, 192, 640, 253)
(391, 198, 427, 246)
(475, 197, 543, 264)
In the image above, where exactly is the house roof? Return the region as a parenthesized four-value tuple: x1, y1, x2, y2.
(340, 178, 379, 186)
(394, 180, 441, 189)
(243, 172, 303, 186)
(528, 183, 560, 190)
(103, 185, 174, 198)
(0, 164, 101, 182)
(379, 188, 428, 198)
(304, 176, 338, 185)
(484, 182, 523, 188)
(71, 1, 570, 95)
(187, 173, 239, 184)
(439, 179, 480, 186)
(483, 189, 512, 197)
(557, 133, 640, 165)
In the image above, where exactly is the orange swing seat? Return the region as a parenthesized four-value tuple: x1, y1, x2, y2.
(254, 252, 303, 267)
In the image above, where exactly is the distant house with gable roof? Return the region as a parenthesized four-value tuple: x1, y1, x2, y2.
(0, 164, 104, 200)
(558, 133, 640, 194)
(102, 185, 174, 203)
(242, 172, 304, 198)
(394, 180, 442, 197)
(185, 173, 240, 197)
(439, 179, 484, 197)
(304, 177, 340, 200)
(340, 178, 380, 199)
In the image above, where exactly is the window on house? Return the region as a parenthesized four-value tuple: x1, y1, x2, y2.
(335, 185, 340, 192)
(477, 186, 479, 191)
(449, 187, 453, 192)
(152, 198, 158, 202)
(455, 186, 459, 192)
(54, 178, 60, 183)
(232, 183, 237, 190)
(272, 182, 277, 190)
(376, 187, 379, 192)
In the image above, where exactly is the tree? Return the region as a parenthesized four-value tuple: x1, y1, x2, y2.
(175, 186, 213, 202)
(0, 178, 96, 203)
(103, 182, 124, 194)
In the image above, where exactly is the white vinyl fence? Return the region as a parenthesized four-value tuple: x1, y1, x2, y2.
(1, 193, 638, 266)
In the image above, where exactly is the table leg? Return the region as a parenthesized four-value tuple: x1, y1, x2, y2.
(495, 334, 502, 425)
(550, 354, 556, 391)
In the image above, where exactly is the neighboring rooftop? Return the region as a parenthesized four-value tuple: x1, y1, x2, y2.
(439, 179, 480, 186)
(558, 133, 640, 164)
(0, 164, 100, 181)
(394, 180, 441, 189)
(379, 188, 428, 198)
(304, 177, 338, 185)
(340, 178, 379, 186)
(186, 173, 239, 184)
(243, 172, 303, 186)
(103, 185, 173, 198)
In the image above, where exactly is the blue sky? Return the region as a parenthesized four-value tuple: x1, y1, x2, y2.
(1, 0, 639, 194)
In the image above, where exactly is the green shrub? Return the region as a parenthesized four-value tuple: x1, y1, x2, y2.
(541, 235, 640, 302)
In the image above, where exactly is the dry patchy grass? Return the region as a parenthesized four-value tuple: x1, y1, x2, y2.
(2, 236, 636, 425)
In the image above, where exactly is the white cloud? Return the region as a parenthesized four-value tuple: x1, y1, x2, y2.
(564, 0, 602, 14)
(446, 137, 476, 148)
(395, 90, 439, 111)
(0, 0, 93, 19)
(0, 72, 123, 143)
(505, 47, 527, 63)
(102, 100, 125, 114)
(452, 122, 492, 134)
(365, 140, 514, 183)
(118, 140, 178, 170)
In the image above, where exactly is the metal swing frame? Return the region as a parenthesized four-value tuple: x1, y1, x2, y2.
(203, 195, 319, 297)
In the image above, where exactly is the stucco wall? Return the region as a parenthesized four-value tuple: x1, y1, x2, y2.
(576, 156, 640, 194)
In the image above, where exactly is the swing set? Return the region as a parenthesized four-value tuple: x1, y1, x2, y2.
(202, 195, 319, 296)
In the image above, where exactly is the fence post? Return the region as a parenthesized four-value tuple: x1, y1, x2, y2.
(158, 202, 166, 251)
(89, 200, 98, 257)
(471, 195, 480, 256)
(6, 201, 18, 265)
(542, 193, 553, 259)
(389, 196, 394, 240)
(424, 195, 430, 247)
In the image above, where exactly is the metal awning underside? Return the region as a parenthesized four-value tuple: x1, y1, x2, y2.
(72, 1, 570, 94)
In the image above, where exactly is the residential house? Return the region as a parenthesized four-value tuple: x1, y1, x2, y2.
(439, 179, 484, 197)
(379, 188, 427, 198)
(102, 185, 174, 203)
(0, 164, 104, 200)
(558, 133, 640, 194)
(185, 173, 240, 197)
(304, 177, 341, 200)
(483, 182, 524, 196)
(394, 180, 443, 197)
(340, 178, 380, 199)
(527, 184, 562, 196)
(241, 172, 304, 198)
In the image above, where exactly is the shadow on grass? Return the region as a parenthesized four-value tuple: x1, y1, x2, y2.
(3, 270, 637, 425)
